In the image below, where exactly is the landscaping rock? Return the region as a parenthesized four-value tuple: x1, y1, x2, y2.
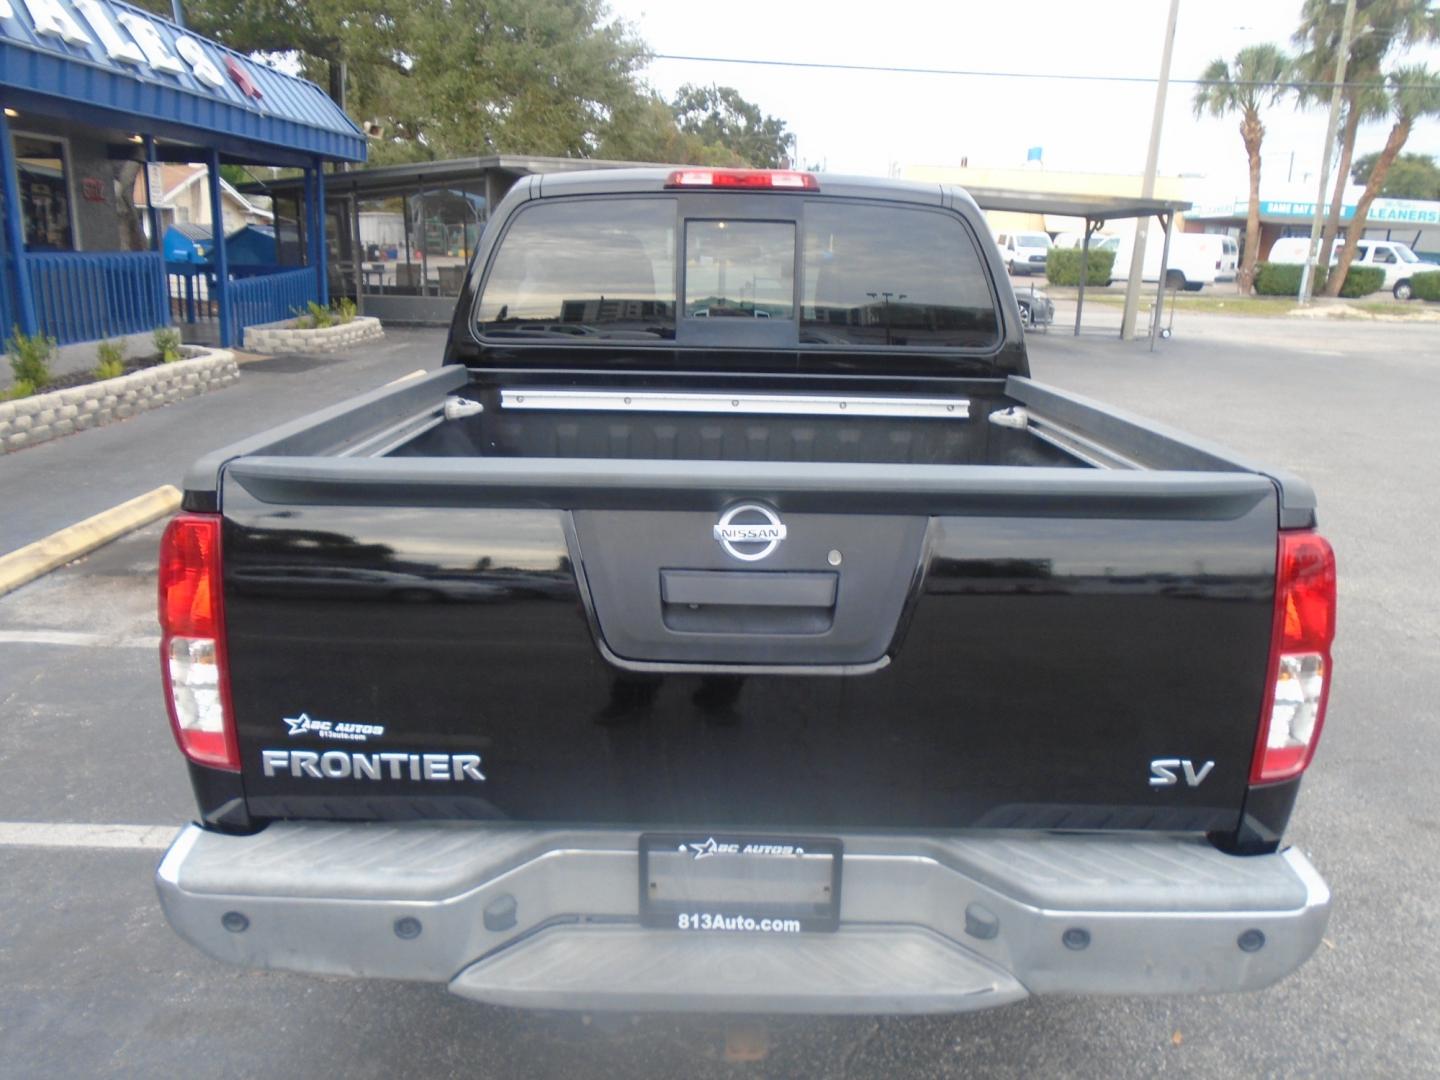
(1, 348, 239, 455)
(244, 315, 383, 354)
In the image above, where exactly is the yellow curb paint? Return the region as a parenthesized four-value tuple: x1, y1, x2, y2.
(0, 485, 182, 599)
(385, 369, 427, 386)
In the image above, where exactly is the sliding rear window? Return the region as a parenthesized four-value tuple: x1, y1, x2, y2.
(801, 202, 998, 348)
(475, 198, 676, 340)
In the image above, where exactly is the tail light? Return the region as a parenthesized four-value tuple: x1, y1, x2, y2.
(664, 168, 819, 191)
(158, 513, 238, 771)
(1251, 531, 1336, 783)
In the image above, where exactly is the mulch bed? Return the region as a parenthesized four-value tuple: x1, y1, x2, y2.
(37, 353, 172, 393)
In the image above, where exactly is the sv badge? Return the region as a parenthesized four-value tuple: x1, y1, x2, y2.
(1149, 758, 1215, 788)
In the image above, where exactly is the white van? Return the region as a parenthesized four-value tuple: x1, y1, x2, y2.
(1266, 237, 1436, 299)
(994, 231, 1053, 276)
(1061, 232, 1231, 290)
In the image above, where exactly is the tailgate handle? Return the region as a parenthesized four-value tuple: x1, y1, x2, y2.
(659, 570, 838, 635)
(660, 570, 837, 609)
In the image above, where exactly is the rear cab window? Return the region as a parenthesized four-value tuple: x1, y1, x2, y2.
(474, 193, 1000, 352)
(476, 198, 677, 340)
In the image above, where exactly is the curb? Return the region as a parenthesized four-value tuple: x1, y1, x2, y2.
(0, 485, 182, 599)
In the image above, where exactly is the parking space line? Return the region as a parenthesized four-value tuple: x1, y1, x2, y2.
(0, 485, 180, 599)
(0, 630, 159, 649)
(0, 822, 176, 851)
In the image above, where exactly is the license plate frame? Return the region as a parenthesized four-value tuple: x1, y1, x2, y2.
(638, 833, 843, 933)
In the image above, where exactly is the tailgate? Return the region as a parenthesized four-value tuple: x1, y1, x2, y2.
(218, 458, 1278, 832)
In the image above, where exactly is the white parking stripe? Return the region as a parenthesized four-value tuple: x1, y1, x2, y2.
(0, 630, 159, 649)
(0, 822, 177, 850)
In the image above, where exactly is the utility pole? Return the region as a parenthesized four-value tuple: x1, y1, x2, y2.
(1121, 0, 1181, 341)
(1298, 0, 1358, 304)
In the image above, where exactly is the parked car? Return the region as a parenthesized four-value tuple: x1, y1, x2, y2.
(1265, 237, 1436, 299)
(995, 230, 1053, 275)
(1011, 283, 1054, 329)
(155, 168, 1334, 1016)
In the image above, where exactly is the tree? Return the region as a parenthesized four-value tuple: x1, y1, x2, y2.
(672, 84, 795, 168)
(136, 0, 410, 122)
(376, 0, 648, 159)
(599, 85, 794, 167)
(1294, 0, 1440, 269)
(598, 94, 745, 166)
(146, 1, 798, 169)
(1351, 150, 1440, 197)
(1193, 45, 1293, 293)
(1326, 65, 1440, 295)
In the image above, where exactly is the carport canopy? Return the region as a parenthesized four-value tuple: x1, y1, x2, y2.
(958, 187, 1193, 344)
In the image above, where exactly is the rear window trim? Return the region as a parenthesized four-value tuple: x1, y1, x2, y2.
(468, 193, 1006, 357)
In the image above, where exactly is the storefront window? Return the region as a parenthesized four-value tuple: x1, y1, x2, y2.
(357, 196, 408, 297)
(272, 193, 305, 266)
(417, 188, 486, 296)
(357, 188, 486, 298)
(14, 134, 74, 250)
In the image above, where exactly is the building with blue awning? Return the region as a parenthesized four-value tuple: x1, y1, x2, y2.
(1, 0, 365, 351)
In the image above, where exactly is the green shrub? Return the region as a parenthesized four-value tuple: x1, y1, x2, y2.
(1333, 265, 1386, 298)
(335, 297, 357, 323)
(307, 300, 335, 329)
(4, 378, 36, 401)
(1045, 247, 1116, 287)
(1410, 270, 1440, 301)
(153, 326, 183, 363)
(1252, 262, 1307, 296)
(6, 326, 57, 389)
(96, 339, 127, 379)
(1252, 262, 1386, 299)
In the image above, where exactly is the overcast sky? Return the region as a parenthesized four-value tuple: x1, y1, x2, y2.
(610, 0, 1440, 199)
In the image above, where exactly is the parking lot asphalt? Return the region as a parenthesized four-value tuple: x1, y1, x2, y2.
(1, 316, 1437, 1078)
(0, 330, 435, 555)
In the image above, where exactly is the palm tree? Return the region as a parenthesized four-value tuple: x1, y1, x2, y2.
(1294, 0, 1440, 269)
(1325, 65, 1440, 295)
(1193, 45, 1293, 293)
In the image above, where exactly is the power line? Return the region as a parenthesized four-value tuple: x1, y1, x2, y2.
(649, 52, 1422, 92)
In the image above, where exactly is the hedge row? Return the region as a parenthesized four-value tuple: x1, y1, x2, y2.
(1045, 247, 1116, 287)
(1252, 262, 1387, 298)
(1410, 270, 1440, 301)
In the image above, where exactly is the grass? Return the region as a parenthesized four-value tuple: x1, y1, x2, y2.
(1076, 291, 1440, 319)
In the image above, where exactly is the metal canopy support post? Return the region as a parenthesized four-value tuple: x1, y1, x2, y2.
(302, 167, 315, 275)
(313, 157, 329, 307)
(206, 148, 233, 347)
(142, 137, 162, 253)
(1149, 211, 1173, 352)
(1075, 216, 1101, 336)
(0, 108, 39, 337)
(351, 187, 363, 312)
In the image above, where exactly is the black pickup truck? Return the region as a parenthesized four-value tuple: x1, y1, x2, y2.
(155, 168, 1335, 1014)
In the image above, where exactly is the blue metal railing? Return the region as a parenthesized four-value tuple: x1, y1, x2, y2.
(166, 264, 216, 327)
(229, 267, 317, 346)
(27, 251, 169, 346)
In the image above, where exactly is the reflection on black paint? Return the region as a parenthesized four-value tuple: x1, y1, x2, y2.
(225, 513, 578, 605)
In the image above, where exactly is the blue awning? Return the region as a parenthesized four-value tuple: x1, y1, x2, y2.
(0, 0, 365, 163)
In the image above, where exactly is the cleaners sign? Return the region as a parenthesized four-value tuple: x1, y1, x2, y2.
(0, 0, 263, 102)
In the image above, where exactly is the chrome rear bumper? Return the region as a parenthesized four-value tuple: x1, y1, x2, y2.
(157, 823, 1329, 1014)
